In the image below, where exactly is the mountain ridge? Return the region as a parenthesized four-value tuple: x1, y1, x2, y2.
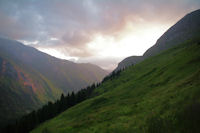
(115, 9, 200, 71)
(0, 37, 108, 127)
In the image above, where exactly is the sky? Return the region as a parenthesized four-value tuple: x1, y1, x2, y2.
(0, 0, 200, 71)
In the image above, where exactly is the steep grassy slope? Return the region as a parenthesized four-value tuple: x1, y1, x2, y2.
(0, 37, 108, 127)
(32, 38, 200, 133)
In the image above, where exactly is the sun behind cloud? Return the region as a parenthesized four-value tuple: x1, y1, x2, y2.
(87, 21, 169, 59)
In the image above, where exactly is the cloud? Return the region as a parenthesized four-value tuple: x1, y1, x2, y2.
(0, 0, 200, 69)
(1, 0, 199, 42)
(62, 31, 92, 47)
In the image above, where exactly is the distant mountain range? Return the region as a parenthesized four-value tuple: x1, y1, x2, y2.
(0, 38, 108, 127)
(115, 9, 200, 71)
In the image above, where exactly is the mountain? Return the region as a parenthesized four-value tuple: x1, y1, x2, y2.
(30, 9, 200, 133)
(115, 9, 200, 71)
(31, 34, 200, 133)
(0, 37, 108, 127)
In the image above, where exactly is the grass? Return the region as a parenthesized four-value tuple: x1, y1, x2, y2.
(31, 38, 200, 133)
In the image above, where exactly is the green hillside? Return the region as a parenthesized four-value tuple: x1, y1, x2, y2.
(31, 37, 200, 133)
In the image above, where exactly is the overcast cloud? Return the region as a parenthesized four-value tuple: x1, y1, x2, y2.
(0, 0, 200, 70)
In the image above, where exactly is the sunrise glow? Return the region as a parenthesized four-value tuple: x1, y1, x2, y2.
(87, 22, 169, 59)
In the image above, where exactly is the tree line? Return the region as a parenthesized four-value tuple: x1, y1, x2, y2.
(102, 68, 123, 83)
(2, 83, 98, 133)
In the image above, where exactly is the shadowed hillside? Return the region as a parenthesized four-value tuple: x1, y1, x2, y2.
(0, 37, 108, 127)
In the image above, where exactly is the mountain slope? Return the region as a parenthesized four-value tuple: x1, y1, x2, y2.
(115, 9, 200, 71)
(116, 56, 144, 70)
(31, 36, 200, 133)
(0, 37, 108, 127)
